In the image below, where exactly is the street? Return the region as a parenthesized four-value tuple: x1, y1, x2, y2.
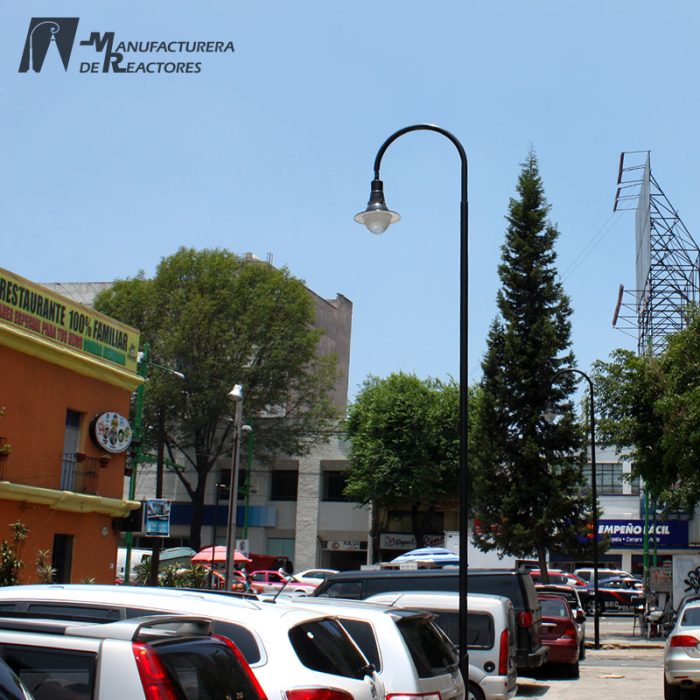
(513, 615, 665, 699)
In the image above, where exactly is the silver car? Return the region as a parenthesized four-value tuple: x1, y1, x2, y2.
(664, 599, 700, 698)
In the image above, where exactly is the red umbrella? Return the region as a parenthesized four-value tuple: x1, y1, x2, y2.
(192, 546, 251, 564)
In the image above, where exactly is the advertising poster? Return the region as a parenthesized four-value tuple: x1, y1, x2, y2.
(144, 498, 171, 537)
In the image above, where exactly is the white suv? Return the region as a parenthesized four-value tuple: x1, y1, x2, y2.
(0, 614, 265, 700)
(366, 592, 517, 700)
(0, 585, 383, 700)
(271, 594, 465, 700)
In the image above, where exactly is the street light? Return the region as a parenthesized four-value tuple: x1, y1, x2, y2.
(548, 367, 600, 650)
(355, 124, 469, 674)
(224, 384, 244, 591)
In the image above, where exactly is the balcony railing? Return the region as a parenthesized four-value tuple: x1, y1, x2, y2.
(60, 453, 101, 495)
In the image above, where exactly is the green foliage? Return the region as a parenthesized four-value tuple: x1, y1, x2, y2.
(35, 549, 56, 584)
(95, 247, 339, 549)
(345, 372, 459, 547)
(0, 521, 28, 587)
(594, 307, 700, 510)
(471, 152, 592, 568)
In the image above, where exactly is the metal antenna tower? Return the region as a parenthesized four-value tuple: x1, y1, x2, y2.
(612, 151, 700, 356)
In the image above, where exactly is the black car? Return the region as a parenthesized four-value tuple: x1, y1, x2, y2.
(313, 567, 548, 672)
(587, 578, 644, 615)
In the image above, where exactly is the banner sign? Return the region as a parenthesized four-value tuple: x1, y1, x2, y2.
(90, 412, 133, 453)
(380, 533, 445, 550)
(598, 519, 689, 549)
(0, 267, 140, 373)
(144, 499, 171, 537)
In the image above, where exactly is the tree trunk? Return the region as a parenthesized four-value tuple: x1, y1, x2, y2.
(537, 546, 549, 583)
(411, 503, 426, 550)
(189, 475, 208, 552)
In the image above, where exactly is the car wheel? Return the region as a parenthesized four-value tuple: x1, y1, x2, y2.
(468, 682, 485, 700)
(579, 640, 586, 660)
(663, 678, 680, 700)
(586, 600, 604, 617)
(567, 661, 580, 679)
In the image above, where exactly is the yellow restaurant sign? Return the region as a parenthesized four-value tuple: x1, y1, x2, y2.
(0, 267, 140, 374)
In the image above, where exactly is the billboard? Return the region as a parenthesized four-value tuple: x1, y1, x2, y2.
(598, 518, 688, 549)
(635, 154, 652, 310)
(0, 267, 140, 373)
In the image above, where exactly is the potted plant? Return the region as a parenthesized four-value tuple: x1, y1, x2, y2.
(0, 443, 12, 456)
(98, 454, 111, 468)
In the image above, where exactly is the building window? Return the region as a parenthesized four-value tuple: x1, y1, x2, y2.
(584, 463, 624, 495)
(270, 470, 298, 501)
(216, 470, 245, 501)
(322, 471, 351, 502)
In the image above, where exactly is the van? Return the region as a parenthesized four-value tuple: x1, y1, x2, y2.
(366, 591, 517, 700)
(313, 567, 547, 672)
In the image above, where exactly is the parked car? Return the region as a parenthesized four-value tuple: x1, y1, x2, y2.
(664, 598, 700, 698)
(0, 613, 265, 700)
(0, 585, 383, 700)
(537, 593, 581, 678)
(313, 568, 547, 673)
(248, 570, 317, 594)
(573, 567, 632, 584)
(596, 575, 644, 591)
(272, 594, 465, 700)
(366, 591, 517, 700)
(293, 569, 339, 586)
(587, 578, 644, 616)
(534, 585, 586, 659)
(0, 657, 34, 700)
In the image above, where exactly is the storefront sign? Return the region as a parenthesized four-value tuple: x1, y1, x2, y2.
(0, 267, 140, 373)
(327, 540, 362, 551)
(90, 412, 133, 453)
(144, 498, 171, 537)
(598, 519, 689, 549)
(379, 533, 445, 550)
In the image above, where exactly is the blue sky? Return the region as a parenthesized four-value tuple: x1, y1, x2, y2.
(2, 2, 699, 400)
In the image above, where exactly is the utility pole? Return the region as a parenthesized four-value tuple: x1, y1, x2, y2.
(148, 408, 165, 586)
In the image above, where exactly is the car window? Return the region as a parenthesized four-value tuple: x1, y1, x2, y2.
(320, 581, 363, 599)
(396, 617, 458, 679)
(25, 603, 122, 622)
(288, 619, 367, 680)
(430, 611, 459, 646)
(337, 619, 382, 672)
(1, 645, 96, 700)
(251, 573, 266, 582)
(469, 576, 524, 609)
(155, 638, 262, 700)
(467, 612, 494, 649)
(681, 607, 700, 627)
(540, 599, 568, 618)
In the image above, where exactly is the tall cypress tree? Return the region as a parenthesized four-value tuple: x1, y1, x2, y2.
(472, 151, 591, 574)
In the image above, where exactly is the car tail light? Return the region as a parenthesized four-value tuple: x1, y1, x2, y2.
(213, 634, 268, 700)
(498, 628, 509, 675)
(286, 690, 354, 700)
(563, 623, 577, 638)
(132, 642, 179, 700)
(387, 694, 442, 700)
(671, 635, 700, 648)
(518, 611, 533, 628)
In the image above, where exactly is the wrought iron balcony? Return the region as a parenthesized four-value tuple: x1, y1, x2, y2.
(60, 453, 103, 495)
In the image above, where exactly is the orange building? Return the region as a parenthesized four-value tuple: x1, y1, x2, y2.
(0, 267, 142, 583)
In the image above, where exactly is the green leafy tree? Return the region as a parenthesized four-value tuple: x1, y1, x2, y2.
(594, 307, 700, 510)
(471, 152, 591, 576)
(345, 373, 459, 557)
(95, 248, 339, 550)
(0, 521, 28, 586)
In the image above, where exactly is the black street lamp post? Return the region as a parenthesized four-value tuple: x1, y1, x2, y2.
(552, 367, 600, 650)
(355, 124, 469, 674)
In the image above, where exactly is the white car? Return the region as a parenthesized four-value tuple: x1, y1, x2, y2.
(366, 591, 517, 700)
(664, 599, 700, 698)
(0, 614, 265, 700)
(273, 594, 465, 700)
(293, 568, 339, 586)
(0, 585, 384, 700)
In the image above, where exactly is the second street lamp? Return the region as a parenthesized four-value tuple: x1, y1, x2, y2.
(549, 366, 601, 650)
(224, 384, 244, 591)
(355, 123, 469, 674)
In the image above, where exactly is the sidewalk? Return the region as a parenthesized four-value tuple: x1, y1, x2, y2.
(585, 615, 665, 650)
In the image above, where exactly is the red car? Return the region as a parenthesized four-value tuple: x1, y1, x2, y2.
(538, 593, 581, 678)
(248, 569, 317, 594)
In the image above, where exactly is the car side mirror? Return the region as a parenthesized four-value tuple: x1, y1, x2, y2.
(576, 609, 586, 623)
